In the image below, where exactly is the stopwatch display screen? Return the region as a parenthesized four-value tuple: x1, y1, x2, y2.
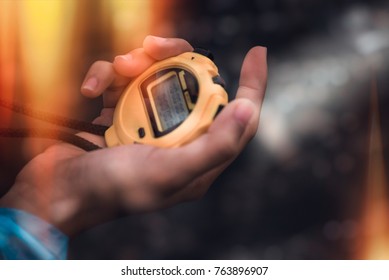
(141, 68, 199, 137)
(151, 73, 189, 131)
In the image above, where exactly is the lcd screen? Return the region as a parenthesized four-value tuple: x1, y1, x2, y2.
(151, 74, 189, 131)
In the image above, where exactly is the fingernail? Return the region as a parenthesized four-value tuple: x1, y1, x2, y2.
(115, 53, 132, 62)
(234, 100, 255, 127)
(148, 35, 167, 44)
(82, 76, 98, 92)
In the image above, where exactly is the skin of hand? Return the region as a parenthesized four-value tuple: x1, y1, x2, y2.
(0, 36, 267, 236)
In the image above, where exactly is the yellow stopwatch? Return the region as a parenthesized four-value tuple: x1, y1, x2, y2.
(105, 49, 228, 148)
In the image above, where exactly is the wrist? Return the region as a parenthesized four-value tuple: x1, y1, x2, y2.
(0, 180, 79, 236)
(1, 176, 121, 236)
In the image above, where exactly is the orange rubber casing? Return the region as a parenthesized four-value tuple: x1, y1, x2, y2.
(105, 52, 228, 148)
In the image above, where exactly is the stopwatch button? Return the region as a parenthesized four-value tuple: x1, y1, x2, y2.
(138, 127, 146, 138)
(193, 48, 214, 61)
(214, 105, 225, 119)
(212, 75, 226, 88)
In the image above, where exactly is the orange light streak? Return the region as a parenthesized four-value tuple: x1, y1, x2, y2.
(0, 0, 168, 158)
(150, 0, 178, 37)
(355, 77, 389, 259)
(18, 0, 77, 105)
(104, 0, 152, 54)
(0, 0, 18, 126)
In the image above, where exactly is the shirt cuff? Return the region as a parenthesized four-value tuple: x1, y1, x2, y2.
(0, 208, 68, 260)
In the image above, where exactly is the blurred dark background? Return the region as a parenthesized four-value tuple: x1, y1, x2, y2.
(1, 0, 389, 259)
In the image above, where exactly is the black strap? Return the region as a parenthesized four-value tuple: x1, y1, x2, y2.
(0, 128, 101, 152)
(0, 99, 108, 136)
(0, 98, 108, 151)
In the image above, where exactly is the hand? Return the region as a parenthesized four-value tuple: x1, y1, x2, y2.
(0, 36, 267, 236)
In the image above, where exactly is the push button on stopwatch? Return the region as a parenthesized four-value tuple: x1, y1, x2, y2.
(138, 127, 146, 138)
(212, 75, 226, 88)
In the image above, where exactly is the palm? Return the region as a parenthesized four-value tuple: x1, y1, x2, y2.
(1, 37, 267, 237)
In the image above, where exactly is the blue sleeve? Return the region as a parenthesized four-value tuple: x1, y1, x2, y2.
(0, 208, 68, 260)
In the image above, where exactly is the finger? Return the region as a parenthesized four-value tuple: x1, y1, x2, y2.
(81, 61, 114, 97)
(113, 48, 156, 77)
(157, 99, 256, 186)
(81, 60, 130, 98)
(235, 46, 268, 139)
(170, 159, 231, 203)
(164, 94, 262, 202)
(92, 108, 114, 126)
(143, 35, 194, 60)
(237, 46, 268, 106)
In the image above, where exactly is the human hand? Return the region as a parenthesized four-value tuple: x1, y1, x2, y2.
(0, 36, 267, 236)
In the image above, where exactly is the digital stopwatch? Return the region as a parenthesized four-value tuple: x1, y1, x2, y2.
(105, 49, 228, 148)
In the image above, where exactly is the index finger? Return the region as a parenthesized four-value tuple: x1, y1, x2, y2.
(113, 36, 193, 77)
(143, 36, 194, 60)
